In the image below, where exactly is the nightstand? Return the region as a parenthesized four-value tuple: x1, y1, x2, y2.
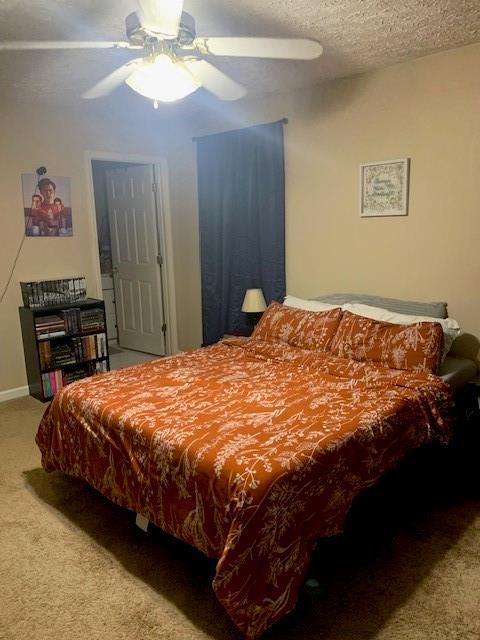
(450, 380, 480, 483)
(451, 381, 480, 468)
(455, 382, 480, 425)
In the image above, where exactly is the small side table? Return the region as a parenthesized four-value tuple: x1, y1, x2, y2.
(450, 379, 480, 480)
(455, 381, 480, 425)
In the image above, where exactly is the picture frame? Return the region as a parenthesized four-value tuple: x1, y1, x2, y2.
(22, 173, 73, 237)
(359, 158, 410, 217)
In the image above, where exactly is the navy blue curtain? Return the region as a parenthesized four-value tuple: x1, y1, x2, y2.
(196, 120, 286, 345)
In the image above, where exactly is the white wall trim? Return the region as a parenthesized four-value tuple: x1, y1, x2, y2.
(0, 385, 29, 403)
(84, 150, 179, 355)
(154, 159, 179, 355)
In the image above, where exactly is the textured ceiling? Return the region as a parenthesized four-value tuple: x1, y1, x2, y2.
(1, 0, 480, 109)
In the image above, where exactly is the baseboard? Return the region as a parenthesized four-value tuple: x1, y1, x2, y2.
(0, 385, 29, 403)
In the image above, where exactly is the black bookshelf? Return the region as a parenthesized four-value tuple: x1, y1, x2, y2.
(19, 298, 110, 402)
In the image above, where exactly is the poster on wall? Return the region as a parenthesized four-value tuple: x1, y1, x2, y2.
(22, 174, 73, 236)
(359, 158, 410, 217)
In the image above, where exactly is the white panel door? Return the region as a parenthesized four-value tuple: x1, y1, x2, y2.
(106, 165, 165, 355)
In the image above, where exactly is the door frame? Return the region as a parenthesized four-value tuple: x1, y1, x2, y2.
(84, 150, 178, 355)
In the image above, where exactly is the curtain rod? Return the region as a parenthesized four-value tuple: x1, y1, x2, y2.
(192, 118, 288, 142)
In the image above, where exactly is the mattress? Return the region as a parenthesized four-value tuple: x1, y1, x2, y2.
(439, 356, 477, 389)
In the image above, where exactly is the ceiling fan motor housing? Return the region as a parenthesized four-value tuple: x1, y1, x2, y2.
(126, 11, 196, 46)
(178, 13, 196, 45)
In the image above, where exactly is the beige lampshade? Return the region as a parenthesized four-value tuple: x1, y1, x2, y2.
(241, 288, 267, 313)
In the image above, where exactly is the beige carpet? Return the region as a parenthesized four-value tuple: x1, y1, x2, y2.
(1, 396, 479, 640)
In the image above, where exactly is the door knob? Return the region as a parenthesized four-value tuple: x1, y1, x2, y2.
(111, 266, 119, 275)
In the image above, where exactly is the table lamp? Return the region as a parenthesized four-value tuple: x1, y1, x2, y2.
(241, 288, 267, 333)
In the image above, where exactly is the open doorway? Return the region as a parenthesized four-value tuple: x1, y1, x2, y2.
(91, 159, 167, 368)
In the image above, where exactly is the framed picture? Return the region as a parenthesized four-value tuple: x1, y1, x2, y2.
(22, 173, 73, 237)
(359, 158, 410, 217)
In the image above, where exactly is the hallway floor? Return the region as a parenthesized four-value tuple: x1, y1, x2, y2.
(109, 344, 160, 370)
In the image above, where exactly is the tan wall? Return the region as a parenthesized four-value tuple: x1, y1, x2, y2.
(2, 42, 480, 394)
(174, 43, 480, 361)
(0, 102, 189, 392)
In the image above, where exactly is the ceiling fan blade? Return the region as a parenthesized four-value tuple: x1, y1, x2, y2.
(0, 41, 133, 51)
(82, 61, 141, 99)
(196, 37, 323, 60)
(136, 0, 184, 38)
(183, 59, 246, 101)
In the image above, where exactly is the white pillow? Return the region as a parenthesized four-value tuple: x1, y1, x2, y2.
(342, 302, 460, 360)
(284, 295, 340, 312)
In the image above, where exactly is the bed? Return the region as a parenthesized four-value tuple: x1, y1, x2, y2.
(36, 298, 468, 638)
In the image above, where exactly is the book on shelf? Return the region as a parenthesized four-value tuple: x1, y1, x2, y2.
(35, 314, 66, 339)
(21, 277, 87, 308)
(63, 371, 85, 385)
(38, 341, 51, 369)
(70, 333, 107, 361)
(43, 371, 51, 397)
(40, 352, 108, 398)
(61, 308, 81, 334)
(41, 370, 63, 398)
(38, 331, 66, 339)
(58, 307, 105, 334)
(63, 365, 96, 385)
(35, 308, 106, 340)
(40, 333, 108, 370)
(80, 308, 105, 332)
(95, 360, 108, 373)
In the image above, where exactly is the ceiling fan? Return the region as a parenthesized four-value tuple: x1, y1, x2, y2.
(0, 0, 323, 106)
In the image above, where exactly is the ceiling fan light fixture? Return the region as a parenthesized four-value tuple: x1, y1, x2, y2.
(125, 54, 200, 103)
(137, 0, 184, 39)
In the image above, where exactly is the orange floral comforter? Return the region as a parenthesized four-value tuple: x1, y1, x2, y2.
(36, 338, 453, 638)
